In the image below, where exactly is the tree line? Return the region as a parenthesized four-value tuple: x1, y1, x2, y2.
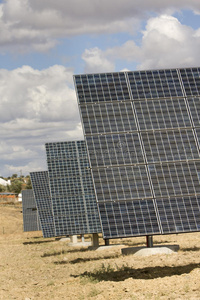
(0, 174, 32, 194)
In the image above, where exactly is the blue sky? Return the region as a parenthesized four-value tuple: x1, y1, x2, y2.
(0, 0, 200, 177)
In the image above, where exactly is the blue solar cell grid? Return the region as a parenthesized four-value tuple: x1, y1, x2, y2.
(22, 189, 41, 232)
(45, 140, 101, 237)
(30, 171, 55, 238)
(74, 67, 200, 239)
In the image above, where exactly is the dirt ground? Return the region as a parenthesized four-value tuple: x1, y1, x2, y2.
(1, 204, 200, 300)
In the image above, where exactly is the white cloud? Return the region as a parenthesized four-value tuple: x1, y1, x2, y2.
(138, 14, 200, 69)
(87, 14, 200, 71)
(1, 0, 200, 53)
(142, 15, 187, 42)
(82, 47, 115, 73)
(0, 65, 83, 177)
(0, 65, 78, 122)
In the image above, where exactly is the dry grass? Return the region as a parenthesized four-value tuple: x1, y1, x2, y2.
(1, 205, 200, 299)
(0, 202, 23, 235)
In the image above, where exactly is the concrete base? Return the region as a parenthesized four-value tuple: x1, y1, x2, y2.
(59, 237, 71, 242)
(68, 241, 92, 247)
(121, 244, 179, 256)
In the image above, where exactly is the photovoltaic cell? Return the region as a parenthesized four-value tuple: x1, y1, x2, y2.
(98, 200, 160, 237)
(81, 102, 137, 135)
(134, 98, 190, 131)
(156, 196, 200, 233)
(148, 161, 200, 198)
(93, 165, 152, 202)
(128, 69, 183, 99)
(22, 189, 41, 232)
(45, 140, 101, 237)
(74, 67, 200, 239)
(141, 129, 199, 163)
(180, 68, 200, 96)
(187, 98, 200, 127)
(87, 133, 144, 167)
(30, 171, 55, 238)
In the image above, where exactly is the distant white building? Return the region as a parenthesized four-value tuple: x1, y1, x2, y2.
(18, 193, 22, 202)
(0, 178, 11, 186)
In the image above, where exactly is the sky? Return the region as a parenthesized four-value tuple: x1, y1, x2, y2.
(0, 0, 200, 177)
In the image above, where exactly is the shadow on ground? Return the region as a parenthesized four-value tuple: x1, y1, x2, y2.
(181, 246, 200, 252)
(41, 247, 90, 258)
(72, 262, 200, 281)
(54, 254, 120, 264)
(23, 239, 55, 245)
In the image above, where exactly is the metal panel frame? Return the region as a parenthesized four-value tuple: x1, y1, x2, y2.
(45, 140, 101, 237)
(22, 189, 41, 232)
(74, 67, 200, 239)
(30, 171, 55, 238)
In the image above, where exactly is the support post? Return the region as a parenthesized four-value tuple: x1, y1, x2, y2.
(70, 235, 78, 244)
(146, 235, 153, 248)
(104, 239, 110, 246)
(92, 233, 99, 247)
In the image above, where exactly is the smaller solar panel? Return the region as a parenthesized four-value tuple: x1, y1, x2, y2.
(30, 171, 55, 238)
(22, 189, 41, 232)
(45, 140, 101, 237)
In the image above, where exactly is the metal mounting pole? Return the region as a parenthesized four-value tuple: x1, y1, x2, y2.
(146, 235, 153, 247)
(104, 239, 110, 246)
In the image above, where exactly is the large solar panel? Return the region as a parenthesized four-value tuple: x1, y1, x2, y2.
(22, 189, 41, 232)
(45, 140, 101, 237)
(30, 171, 55, 238)
(74, 67, 200, 239)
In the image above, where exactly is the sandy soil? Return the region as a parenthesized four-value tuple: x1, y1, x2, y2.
(1, 204, 200, 299)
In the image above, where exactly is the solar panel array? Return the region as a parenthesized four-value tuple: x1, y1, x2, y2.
(45, 140, 101, 237)
(30, 171, 55, 238)
(74, 67, 200, 239)
(22, 189, 41, 232)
